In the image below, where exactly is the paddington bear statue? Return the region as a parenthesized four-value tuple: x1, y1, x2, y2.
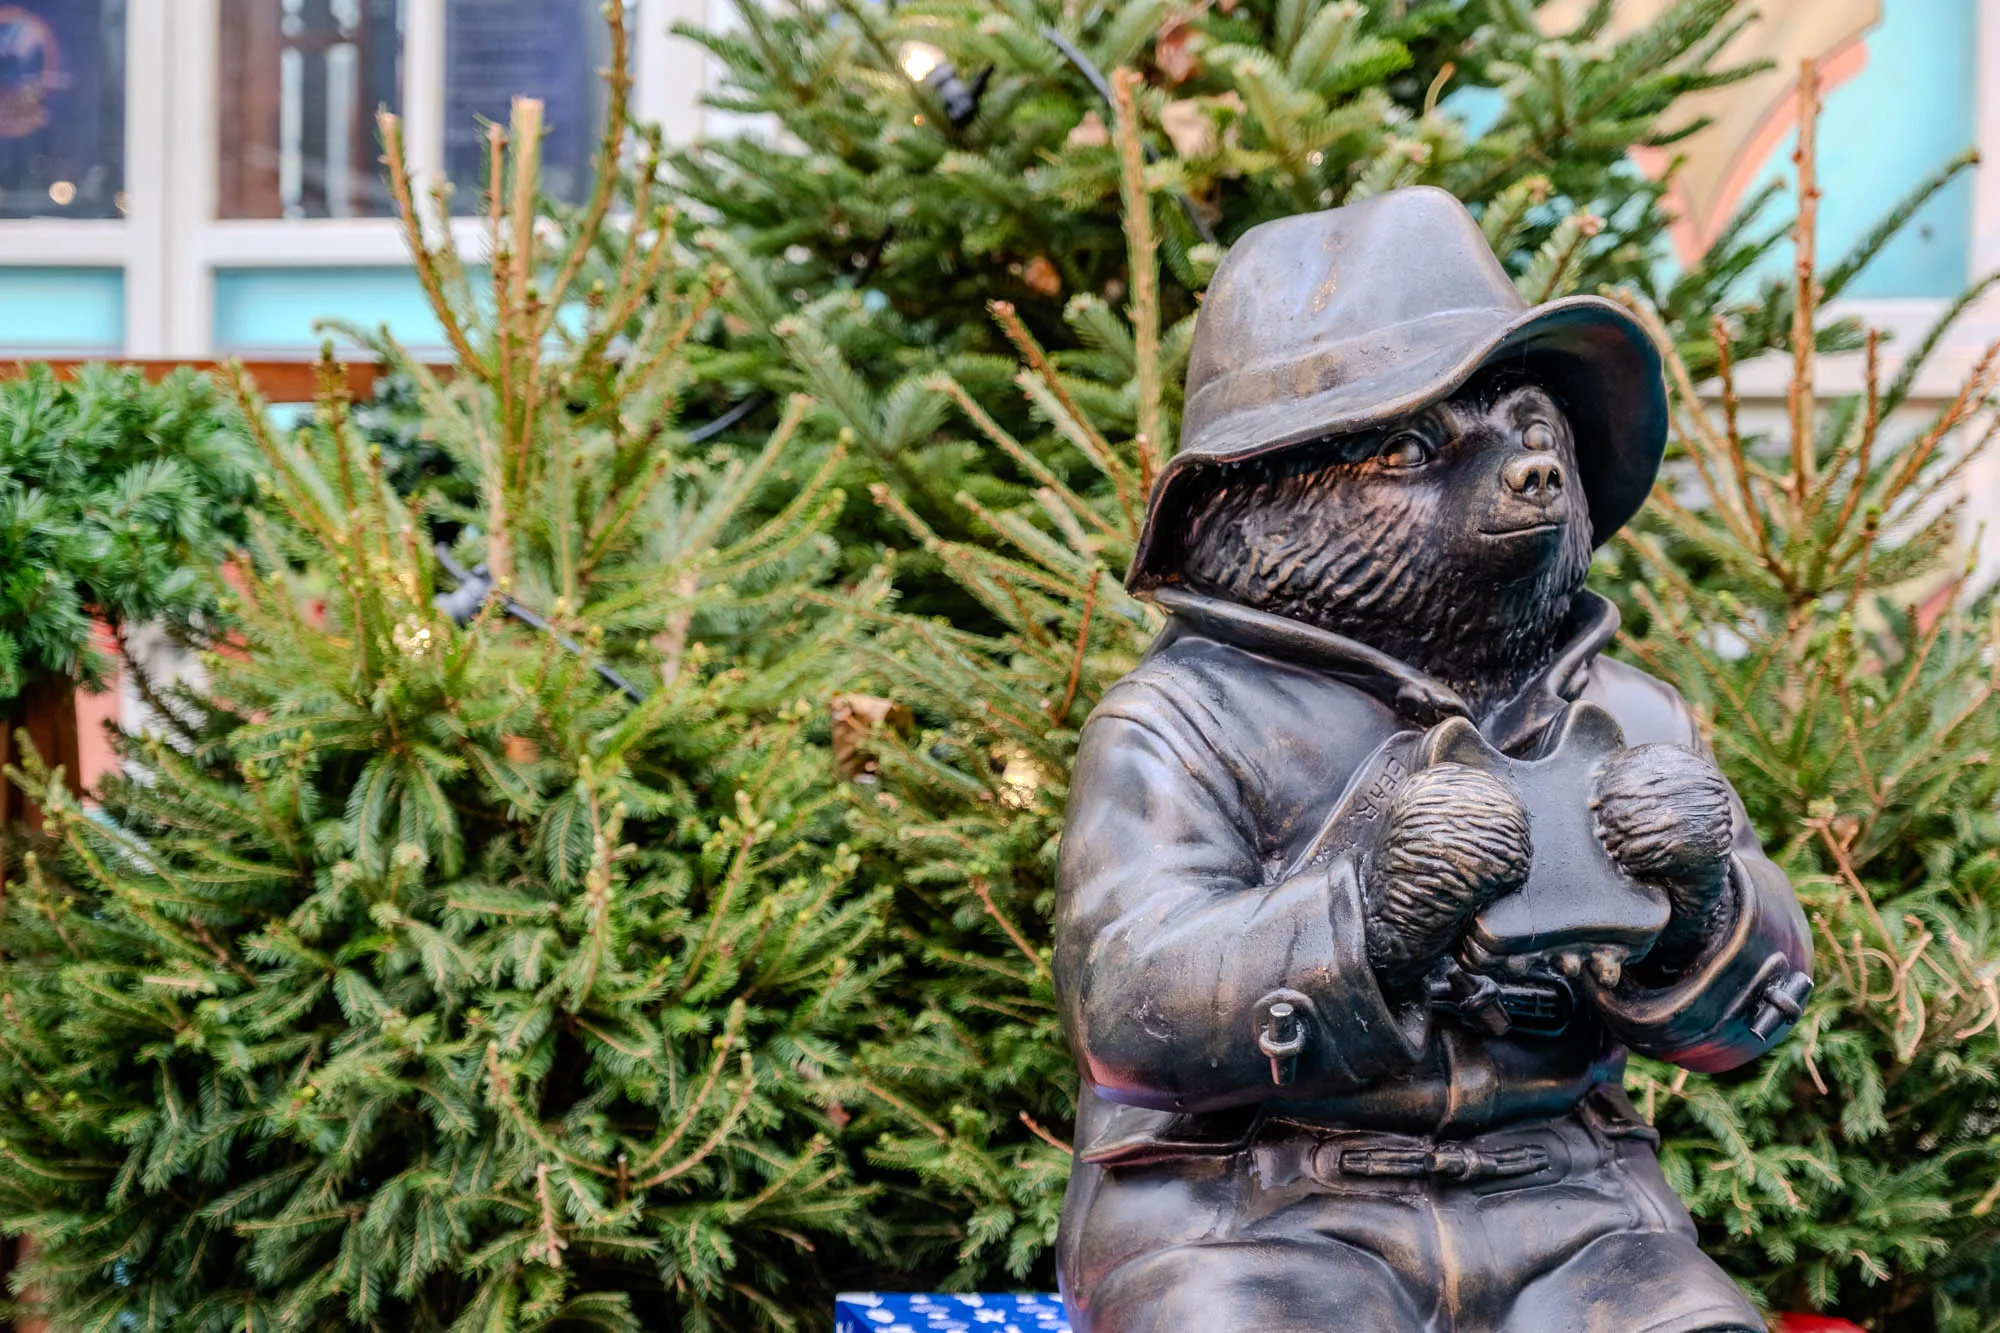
(1054, 187, 1813, 1332)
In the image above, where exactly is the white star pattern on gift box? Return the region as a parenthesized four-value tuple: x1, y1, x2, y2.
(835, 1293, 1072, 1333)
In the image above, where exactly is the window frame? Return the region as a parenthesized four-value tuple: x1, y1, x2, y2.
(8, 0, 1991, 390)
(0, 0, 707, 357)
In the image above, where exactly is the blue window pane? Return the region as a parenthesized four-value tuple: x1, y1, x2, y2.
(0, 1, 126, 219)
(214, 266, 448, 351)
(443, 0, 614, 210)
(0, 267, 124, 350)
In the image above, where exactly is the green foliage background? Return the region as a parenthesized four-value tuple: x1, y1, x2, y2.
(0, 366, 255, 702)
(0, 1, 1995, 1330)
(670, 0, 1801, 599)
(0, 90, 881, 1331)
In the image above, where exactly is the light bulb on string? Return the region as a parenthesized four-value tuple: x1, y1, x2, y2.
(894, 39, 988, 129)
(898, 42, 942, 82)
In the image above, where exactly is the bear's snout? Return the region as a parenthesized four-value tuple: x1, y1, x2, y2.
(1502, 453, 1564, 502)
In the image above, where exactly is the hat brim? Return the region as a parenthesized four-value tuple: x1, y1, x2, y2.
(1128, 294, 1667, 592)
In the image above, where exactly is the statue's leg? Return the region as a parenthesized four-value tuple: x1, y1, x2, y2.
(1060, 1151, 1430, 1333)
(1077, 1237, 1426, 1333)
(1498, 1229, 1760, 1333)
(1489, 1115, 1762, 1333)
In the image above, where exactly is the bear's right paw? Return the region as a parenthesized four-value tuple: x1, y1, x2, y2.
(1364, 763, 1531, 992)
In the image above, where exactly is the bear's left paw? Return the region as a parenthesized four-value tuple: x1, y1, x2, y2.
(1591, 744, 1734, 971)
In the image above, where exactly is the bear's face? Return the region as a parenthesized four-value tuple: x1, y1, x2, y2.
(1178, 376, 1593, 715)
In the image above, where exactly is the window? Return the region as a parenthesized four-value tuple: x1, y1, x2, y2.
(0, 0, 717, 356)
(0, 0, 127, 220)
(216, 0, 404, 219)
(444, 0, 612, 208)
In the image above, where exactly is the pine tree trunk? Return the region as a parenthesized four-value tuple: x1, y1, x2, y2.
(0, 1233, 42, 1333)
(0, 674, 81, 1333)
(0, 673, 84, 835)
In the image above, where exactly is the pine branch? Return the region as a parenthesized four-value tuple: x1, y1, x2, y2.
(1787, 60, 1822, 509)
(1110, 69, 1163, 495)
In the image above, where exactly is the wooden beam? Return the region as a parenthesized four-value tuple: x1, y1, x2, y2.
(3, 357, 452, 402)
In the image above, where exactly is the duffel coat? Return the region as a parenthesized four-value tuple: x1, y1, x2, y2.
(1056, 585, 1812, 1167)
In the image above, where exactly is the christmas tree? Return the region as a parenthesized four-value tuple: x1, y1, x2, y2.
(666, 0, 1789, 592)
(0, 364, 253, 704)
(671, 0, 1987, 660)
(0, 24, 883, 1328)
(1605, 71, 2000, 1331)
(678, 0, 1763, 362)
(822, 59, 2000, 1327)
(0, 366, 256, 824)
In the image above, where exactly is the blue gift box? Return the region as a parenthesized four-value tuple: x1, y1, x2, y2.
(835, 1292, 1072, 1332)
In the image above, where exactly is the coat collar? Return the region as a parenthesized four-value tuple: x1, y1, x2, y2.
(1149, 585, 1621, 754)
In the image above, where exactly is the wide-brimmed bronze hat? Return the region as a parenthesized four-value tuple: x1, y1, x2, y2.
(1128, 186, 1668, 592)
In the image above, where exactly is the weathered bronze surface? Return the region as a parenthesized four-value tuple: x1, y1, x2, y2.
(1056, 187, 1812, 1332)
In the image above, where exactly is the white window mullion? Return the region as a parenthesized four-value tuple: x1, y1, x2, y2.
(638, 0, 708, 147)
(165, 0, 221, 357)
(403, 0, 448, 235)
(0, 222, 127, 265)
(122, 0, 172, 355)
(1975, 0, 2000, 281)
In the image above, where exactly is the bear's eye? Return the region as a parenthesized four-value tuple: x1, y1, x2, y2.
(1376, 431, 1435, 470)
(1523, 421, 1557, 453)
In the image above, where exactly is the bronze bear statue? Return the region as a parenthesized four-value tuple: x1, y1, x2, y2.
(1055, 187, 1812, 1333)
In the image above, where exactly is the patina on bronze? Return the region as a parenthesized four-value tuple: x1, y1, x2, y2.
(1055, 187, 1812, 1332)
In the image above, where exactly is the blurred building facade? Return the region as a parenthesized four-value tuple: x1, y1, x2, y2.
(0, 1, 1994, 415)
(0, 0, 713, 358)
(1592, 0, 2000, 583)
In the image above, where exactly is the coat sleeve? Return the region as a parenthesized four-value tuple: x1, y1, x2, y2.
(1586, 681, 1814, 1072)
(1054, 705, 1428, 1114)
